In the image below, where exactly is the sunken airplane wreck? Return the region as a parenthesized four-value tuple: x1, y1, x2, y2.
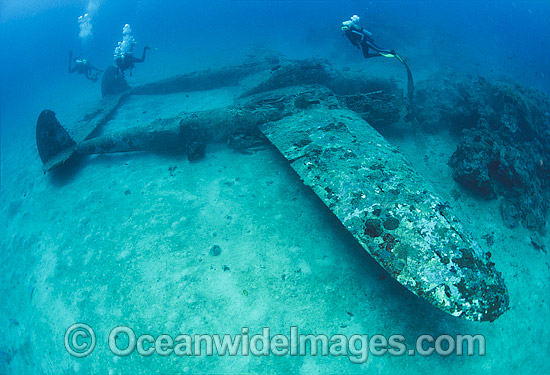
(36, 57, 509, 322)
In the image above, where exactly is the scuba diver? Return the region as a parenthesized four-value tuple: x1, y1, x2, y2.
(68, 51, 102, 82)
(114, 46, 151, 77)
(102, 24, 155, 97)
(113, 24, 153, 77)
(342, 15, 396, 59)
(342, 15, 415, 120)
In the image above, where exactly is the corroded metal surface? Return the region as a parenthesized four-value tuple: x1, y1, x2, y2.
(130, 63, 266, 96)
(37, 62, 272, 171)
(260, 108, 509, 321)
(38, 93, 127, 171)
(70, 93, 128, 143)
(39, 85, 334, 170)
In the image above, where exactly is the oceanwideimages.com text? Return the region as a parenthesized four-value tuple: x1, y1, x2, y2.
(64, 324, 486, 363)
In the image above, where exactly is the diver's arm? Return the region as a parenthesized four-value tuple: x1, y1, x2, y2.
(134, 46, 150, 63)
(89, 64, 103, 73)
(351, 25, 374, 43)
(350, 29, 366, 45)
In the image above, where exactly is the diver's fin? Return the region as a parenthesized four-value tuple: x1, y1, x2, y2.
(390, 52, 415, 117)
(36, 110, 76, 165)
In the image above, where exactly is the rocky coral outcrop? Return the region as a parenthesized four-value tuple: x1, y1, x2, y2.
(416, 73, 550, 233)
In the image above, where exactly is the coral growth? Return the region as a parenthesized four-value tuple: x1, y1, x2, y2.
(416, 73, 550, 233)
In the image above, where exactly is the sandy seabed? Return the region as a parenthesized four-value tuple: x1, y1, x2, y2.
(1, 74, 549, 374)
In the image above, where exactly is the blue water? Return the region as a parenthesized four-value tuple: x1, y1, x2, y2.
(1, 0, 549, 128)
(1, 1, 550, 373)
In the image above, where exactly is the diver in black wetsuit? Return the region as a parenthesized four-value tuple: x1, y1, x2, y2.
(341, 15, 415, 120)
(68, 51, 103, 82)
(341, 15, 396, 59)
(114, 46, 151, 77)
(112, 24, 154, 77)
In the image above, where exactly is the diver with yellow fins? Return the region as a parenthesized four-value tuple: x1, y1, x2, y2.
(342, 15, 415, 120)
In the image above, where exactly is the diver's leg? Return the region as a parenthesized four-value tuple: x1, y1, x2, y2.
(361, 44, 382, 59)
(365, 40, 394, 56)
